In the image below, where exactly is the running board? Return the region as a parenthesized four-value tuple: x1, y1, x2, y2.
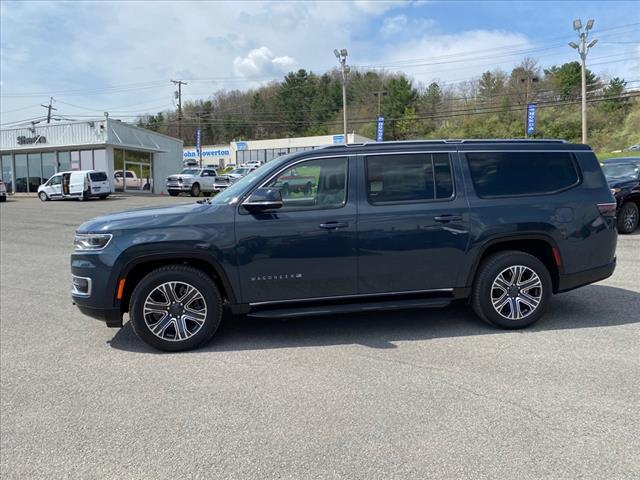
(247, 297, 452, 319)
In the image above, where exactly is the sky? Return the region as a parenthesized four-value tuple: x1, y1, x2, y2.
(1, 0, 639, 126)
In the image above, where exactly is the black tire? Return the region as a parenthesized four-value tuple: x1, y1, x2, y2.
(168, 190, 180, 197)
(129, 265, 223, 352)
(38, 191, 49, 202)
(190, 183, 201, 197)
(472, 250, 551, 329)
(282, 183, 290, 197)
(617, 201, 639, 234)
(303, 182, 312, 195)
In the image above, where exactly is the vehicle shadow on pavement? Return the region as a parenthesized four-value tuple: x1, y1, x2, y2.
(108, 284, 640, 354)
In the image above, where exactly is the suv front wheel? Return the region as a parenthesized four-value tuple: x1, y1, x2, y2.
(129, 265, 223, 351)
(472, 251, 551, 329)
(617, 201, 639, 234)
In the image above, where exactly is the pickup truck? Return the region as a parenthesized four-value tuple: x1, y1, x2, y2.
(166, 168, 231, 197)
(273, 168, 316, 196)
(114, 170, 150, 191)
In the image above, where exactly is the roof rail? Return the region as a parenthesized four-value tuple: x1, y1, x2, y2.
(320, 139, 568, 149)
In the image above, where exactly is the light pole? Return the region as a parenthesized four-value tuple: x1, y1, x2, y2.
(569, 18, 598, 144)
(334, 48, 350, 144)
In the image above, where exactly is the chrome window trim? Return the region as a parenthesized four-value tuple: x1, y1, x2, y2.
(249, 288, 453, 306)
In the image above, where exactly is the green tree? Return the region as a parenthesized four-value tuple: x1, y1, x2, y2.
(382, 75, 417, 139)
(544, 61, 598, 100)
(601, 77, 629, 112)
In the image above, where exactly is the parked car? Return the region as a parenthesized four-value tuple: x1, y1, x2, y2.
(39, 170, 111, 201)
(624, 145, 640, 152)
(114, 170, 150, 190)
(0, 180, 7, 202)
(227, 166, 257, 181)
(273, 168, 316, 196)
(601, 157, 640, 233)
(166, 168, 230, 197)
(72, 139, 617, 352)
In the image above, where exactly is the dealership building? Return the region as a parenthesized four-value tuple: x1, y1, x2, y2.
(0, 119, 182, 194)
(184, 133, 374, 168)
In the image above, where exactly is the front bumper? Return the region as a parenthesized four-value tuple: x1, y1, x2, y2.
(557, 258, 616, 293)
(74, 303, 123, 328)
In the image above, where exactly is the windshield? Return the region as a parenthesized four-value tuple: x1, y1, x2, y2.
(181, 169, 200, 175)
(231, 168, 249, 175)
(602, 163, 639, 180)
(211, 154, 293, 205)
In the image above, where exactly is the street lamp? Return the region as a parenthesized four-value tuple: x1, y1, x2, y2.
(569, 18, 597, 144)
(334, 48, 350, 144)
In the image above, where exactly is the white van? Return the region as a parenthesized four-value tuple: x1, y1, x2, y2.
(38, 170, 111, 201)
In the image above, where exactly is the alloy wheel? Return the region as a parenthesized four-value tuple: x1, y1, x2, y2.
(143, 281, 208, 341)
(490, 265, 543, 320)
(624, 206, 638, 231)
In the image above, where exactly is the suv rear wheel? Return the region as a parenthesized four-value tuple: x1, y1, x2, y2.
(129, 265, 223, 351)
(472, 251, 551, 329)
(617, 201, 639, 234)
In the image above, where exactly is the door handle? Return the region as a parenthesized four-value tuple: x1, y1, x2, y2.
(434, 214, 462, 223)
(319, 222, 349, 230)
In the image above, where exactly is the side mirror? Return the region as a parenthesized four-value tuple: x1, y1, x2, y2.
(243, 187, 283, 212)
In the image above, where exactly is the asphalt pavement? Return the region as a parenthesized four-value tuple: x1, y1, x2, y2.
(1, 195, 639, 479)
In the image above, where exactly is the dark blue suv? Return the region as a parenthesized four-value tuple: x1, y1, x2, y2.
(71, 140, 617, 351)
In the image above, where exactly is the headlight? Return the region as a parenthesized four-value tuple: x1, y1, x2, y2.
(74, 233, 112, 251)
(611, 188, 621, 195)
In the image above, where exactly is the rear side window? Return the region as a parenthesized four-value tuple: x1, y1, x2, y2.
(89, 172, 108, 182)
(466, 152, 579, 197)
(366, 153, 453, 204)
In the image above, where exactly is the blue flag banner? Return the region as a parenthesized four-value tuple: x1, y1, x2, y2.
(526, 103, 537, 136)
(376, 116, 385, 142)
(196, 128, 201, 155)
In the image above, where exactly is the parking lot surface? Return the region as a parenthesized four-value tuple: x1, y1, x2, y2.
(1, 195, 639, 479)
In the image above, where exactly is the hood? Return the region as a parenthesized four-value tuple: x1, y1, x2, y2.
(77, 201, 226, 233)
(607, 177, 638, 189)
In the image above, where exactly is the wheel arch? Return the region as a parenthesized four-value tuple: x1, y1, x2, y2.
(118, 252, 237, 313)
(467, 235, 561, 293)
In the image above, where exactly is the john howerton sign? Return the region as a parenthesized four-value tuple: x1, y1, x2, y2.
(17, 135, 47, 145)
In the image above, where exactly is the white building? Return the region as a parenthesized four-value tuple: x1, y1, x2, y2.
(183, 133, 374, 169)
(0, 119, 182, 195)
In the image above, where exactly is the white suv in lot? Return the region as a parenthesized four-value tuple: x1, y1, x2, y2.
(166, 168, 231, 197)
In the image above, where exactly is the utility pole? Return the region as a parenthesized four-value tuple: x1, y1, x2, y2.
(373, 89, 388, 117)
(334, 49, 350, 144)
(40, 97, 57, 123)
(171, 80, 187, 139)
(569, 19, 598, 144)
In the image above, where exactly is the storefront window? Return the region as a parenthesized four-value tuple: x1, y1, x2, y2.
(1, 155, 13, 193)
(70, 151, 80, 170)
(42, 152, 56, 182)
(80, 150, 93, 170)
(27, 153, 42, 192)
(14, 154, 28, 192)
(93, 149, 107, 172)
(58, 151, 71, 172)
(114, 149, 124, 191)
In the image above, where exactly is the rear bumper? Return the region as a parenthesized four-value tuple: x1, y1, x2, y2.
(557, 259, 616, 293)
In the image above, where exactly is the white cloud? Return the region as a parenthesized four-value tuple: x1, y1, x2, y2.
(381, 15, 409, 36)
(233, 47, 295, 78)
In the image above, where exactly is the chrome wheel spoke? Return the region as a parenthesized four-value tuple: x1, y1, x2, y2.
(491, 265, 543, 321)
(143, 281, 208, 342)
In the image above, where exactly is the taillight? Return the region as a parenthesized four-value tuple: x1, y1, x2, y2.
(597, 202, 617, 217)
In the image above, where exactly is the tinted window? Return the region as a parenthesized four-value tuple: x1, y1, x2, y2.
(467, 152, 579, 197)
(48, 175, 62, 186)
(89, 172, 108, 182)
(266, 157, 348, 211)
(366, 153, 453, 204)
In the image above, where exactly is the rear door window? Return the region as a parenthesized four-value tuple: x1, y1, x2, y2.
(365, 153, 453, 204)
(466, 151, 579, 197)
(89, 172, 108, 182)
